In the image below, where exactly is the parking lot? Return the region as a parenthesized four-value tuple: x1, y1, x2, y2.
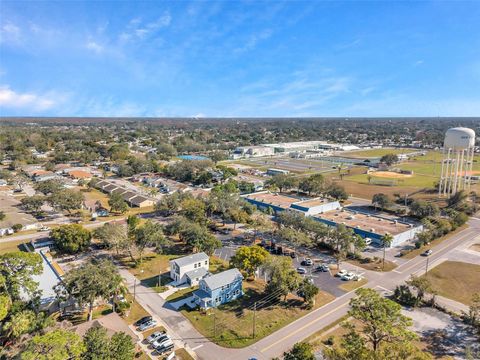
(214, 234, 357, 298)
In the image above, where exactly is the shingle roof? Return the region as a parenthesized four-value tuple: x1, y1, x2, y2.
(128, 195, 151, 205)
(171, 252, 209, 267)
(185, 267, 208, 280)
(203, 268, 243, 290)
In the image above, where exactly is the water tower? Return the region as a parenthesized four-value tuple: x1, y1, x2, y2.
(438, 127, 476, 197)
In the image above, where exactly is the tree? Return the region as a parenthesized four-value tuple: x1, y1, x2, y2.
(348, 288, 415, 352)
(94, 222, 129, 255)
(299, 174, 325, 196)
(134, 220, 169, 263)
(230, 246, 269, 279)
(48, 189, 84, 214)
(181, 222, 221, 255)
(284, 342, 315, 360)
(406, 275, 433, 306)
(50, 224, 92, 254)
(226, 207, 250, 230)
(465, 292, 480, 331)
(266, 173, 298, 193)
(108, 192, 129, 214)
(61, 259, 123, 321)
(326, 184, 348, 201)
(3, 309, 37, 338)
(409, 200, 440, 219)
(298, 278, 319, 307)
(21, 329, 85, 360)
(20, 195, 45, 215)
(372, 193, 392, 211)
(83, 325, 110, 360)
(34, 179, 64, 195)
(380, 153, 399, 166)
(109, 332, 135, 360)
(381, 233, 393, 271)
(264, 256, 302, 301)
(0, 210, 5, 221)
(180, 197, 207, 224)
(0, 251, 42, 300)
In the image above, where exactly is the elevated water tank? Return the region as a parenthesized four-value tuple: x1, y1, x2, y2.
(444, 127, 476, 150)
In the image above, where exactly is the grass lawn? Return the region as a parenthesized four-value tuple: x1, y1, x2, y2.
(174, 348, 195, 360)
(123, 294, 151, 325)
(423, 261, 480, 306)
(347, 257, 397, 272)
(122, 252, 179, 290)
(0, 239, 28, 254)
(166, 286, 198, 302)
(338, 278, 368, 292)
(181, 279, 335, 348)
(209, 256, 229, 273)
(401, 224, 468, 259)
(345, 148, 419, 159)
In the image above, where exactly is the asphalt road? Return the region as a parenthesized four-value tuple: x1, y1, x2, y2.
(127, 217, 480, 360)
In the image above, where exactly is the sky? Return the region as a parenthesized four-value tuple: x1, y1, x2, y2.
(0, 1, 479, 118)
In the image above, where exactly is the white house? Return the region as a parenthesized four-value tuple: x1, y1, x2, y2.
(169, 252, 209, 286)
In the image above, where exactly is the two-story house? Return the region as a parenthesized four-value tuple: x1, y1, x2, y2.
(169, 252, 209, 286)
(193, 268, 243, 309)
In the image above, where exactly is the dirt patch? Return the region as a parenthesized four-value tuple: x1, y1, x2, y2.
(469, 244, 480, 252)
(371, 171, 412, 179)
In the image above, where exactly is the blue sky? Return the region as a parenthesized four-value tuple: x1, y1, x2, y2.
(0, 1, 479, 117)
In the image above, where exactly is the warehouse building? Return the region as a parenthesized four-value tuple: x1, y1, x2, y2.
(313, 209, 423, 247)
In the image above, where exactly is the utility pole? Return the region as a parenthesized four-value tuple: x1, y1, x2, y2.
(133, 278, 137, 301)
(213, 312, 216, 338)
(425, 257, 430, 277)
(253, 302, 257, 339)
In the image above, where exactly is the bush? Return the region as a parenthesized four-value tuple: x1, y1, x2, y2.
(361, 257, 373, 264)
(415, 241, 423, 249)
(323, 336, 335, 346)
(12, 224, 23, 232)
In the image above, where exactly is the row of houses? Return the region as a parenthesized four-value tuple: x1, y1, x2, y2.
(95, 180, 155, 207)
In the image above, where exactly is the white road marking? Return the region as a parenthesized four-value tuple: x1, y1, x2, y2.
(191, 344, 204, 351)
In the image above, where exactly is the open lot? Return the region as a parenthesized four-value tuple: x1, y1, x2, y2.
(232, 156, 337, 174)
(423, 260, 480, 305)
(342, 148, 419, 159)
(181, 279, 335, 348)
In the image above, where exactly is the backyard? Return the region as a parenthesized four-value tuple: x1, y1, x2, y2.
(181, 279, 335, 348)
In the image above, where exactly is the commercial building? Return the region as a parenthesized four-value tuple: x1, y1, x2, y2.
(232, 146, 275, 159)
(313, 209, 423, 247)
(243, 191, 341, 216)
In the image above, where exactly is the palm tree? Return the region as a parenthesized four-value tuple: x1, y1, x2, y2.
(381, 233, 393, 270)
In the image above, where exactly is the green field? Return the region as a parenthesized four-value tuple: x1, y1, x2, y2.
(0, 239, 28, 254)
(344, 148, 419, 159)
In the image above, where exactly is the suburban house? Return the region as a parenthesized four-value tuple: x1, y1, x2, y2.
(169, 252, 210, 286)
(193, 268, 243, 309)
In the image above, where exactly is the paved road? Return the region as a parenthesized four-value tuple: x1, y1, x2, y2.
(123, 217, 480, 360)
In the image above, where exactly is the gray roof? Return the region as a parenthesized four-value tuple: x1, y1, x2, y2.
(185, 267, 208, 280)
(128, 195, 151, 205)
(171, 252, 209, 267)
(203, 268, 243, 290)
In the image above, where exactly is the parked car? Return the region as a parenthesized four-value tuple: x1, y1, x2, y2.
(138, 319, 157, 331)
(306, 277, 314, 284)
(315, 264, 329, 272)
(341, 272, 355, 281)
(146, 331, 166, 344)
(301, 258, 313, 266)
(296, 267, 307, 274)
(156, 340, 174, 355)
(335, 269, 349, 277)
(152, 334, 170, 348)
(39, 226, 50, 232)
(422, 249, 433, 256)
(153, 336, 171, 350)
(364, 237, 372, 246)
(134, 316, 152, 327)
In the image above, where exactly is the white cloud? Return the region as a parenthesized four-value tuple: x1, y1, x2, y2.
(85, 40, 104, 53)
(0, 22, 21, 44)
(234, 29, 272, 54)
(120, 13, 171, 43)
(0, 85, 56, 111)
